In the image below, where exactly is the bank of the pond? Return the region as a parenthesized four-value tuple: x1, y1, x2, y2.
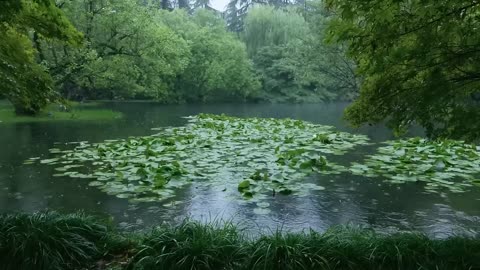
(0, 212, 479, 270)
(0, 101, 122, 123)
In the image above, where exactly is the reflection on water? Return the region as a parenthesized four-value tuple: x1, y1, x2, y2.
(0, 102, 479, 237)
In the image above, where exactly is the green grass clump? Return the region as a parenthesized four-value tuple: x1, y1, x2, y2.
(133, 224, 480, 270)
(0, 212, 479, 270)
(0, 211, 110, 270)
(128, 220, 247, 270)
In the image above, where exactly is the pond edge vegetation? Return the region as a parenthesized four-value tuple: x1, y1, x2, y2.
(1, 211, 479, 270)
(0, 101, 122, 123)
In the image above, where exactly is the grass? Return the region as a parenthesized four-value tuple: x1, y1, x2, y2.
(128, 220, 248, 270)
(0, 101, 122, 123)
(0, 212, 479, 270)
(0, 211, 111, 270)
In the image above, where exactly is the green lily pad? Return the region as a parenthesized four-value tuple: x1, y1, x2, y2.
(29, 113, 370, 214)
(351, 137, 480, 193)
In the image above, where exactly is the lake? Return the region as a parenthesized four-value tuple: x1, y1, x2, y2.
(0, 102, 479, 237)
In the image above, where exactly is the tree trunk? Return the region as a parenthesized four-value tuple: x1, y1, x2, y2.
(13, 102, 41, 116)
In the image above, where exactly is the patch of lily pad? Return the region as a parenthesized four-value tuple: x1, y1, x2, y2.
(28, 114, 369, 211)
(350, 137, 480, 193)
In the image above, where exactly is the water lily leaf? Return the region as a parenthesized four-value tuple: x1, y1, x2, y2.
(88, 181, 104, 187)
(351, 137, 480, 193)
(154, 174, 167, 188)
(238, 180, 250, 191)
(40, 158, 59, 164)
(242, 191, 254, 199)
(30, 113, 370, 205)
(471, 180, 480, 187)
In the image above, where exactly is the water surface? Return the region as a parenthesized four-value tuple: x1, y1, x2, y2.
(0, 102, 479, 237)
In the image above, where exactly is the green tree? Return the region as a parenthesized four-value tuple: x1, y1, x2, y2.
(193, 0, 211, 9)
(326, 0, 480, 141)
(160, 9, 261, 102)
(244, 5, 352, 102)
(43, 0, 190, 100)
(0, 0, 81, 115)
(242, 6, 308, 56)
(253, 43, 336, 102)
(43, 5, 259, 103)
(297, 0, 358, 100)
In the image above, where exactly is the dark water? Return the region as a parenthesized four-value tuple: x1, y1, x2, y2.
(0, 102, 479, 237)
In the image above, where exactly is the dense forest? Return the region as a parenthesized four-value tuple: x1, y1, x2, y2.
(1, 0, 480, 140)
(0, 0, 356, 114)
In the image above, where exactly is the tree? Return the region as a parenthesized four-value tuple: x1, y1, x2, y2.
(42, 0, 190, 100)
(243, 5, 353, 102)
(297, 0, 358, 100)
(326, 0, 480, 141)
(0, 0, 81, 115)
(178, 0, 190, 9)
(242, 6, 308, 56)
(193, 0, 211, 9)
(160, 9, 261, 102)
(42, 5, 259, 103)
(225, 0, 307, 32)
(225, 1, 244, 32)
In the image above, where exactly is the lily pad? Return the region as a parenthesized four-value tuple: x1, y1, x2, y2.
(350, 137, 480, 193)
(29, 113, 370, 213)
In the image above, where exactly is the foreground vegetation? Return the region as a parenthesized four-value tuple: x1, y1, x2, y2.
(0, 211, 479, 270)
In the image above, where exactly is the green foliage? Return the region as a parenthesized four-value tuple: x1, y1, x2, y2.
(28, 114, 368, 208)
(43, 0, 190, 100)
(253, 43, 336, 102)
(42, 4, 259, 103)
(297, 0, 358, 100)
(133, 223, 480, 270)
(162, 9, 260, 102)
(0, 27, 55, 114)
(0, 0, 81, 115)
(326, 0, 480, 141)
(1, 211, 480, 270)
(0, 106, 122, 123)
(225, 0, 305, 32)
(243, 6, 308, 57)
(0, 211, 108, 270)
(243, 5, 356, 102)
(128, 220, 246, 270)
(350, 137, 480, 193)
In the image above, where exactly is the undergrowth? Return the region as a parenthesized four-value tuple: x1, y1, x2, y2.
(0, 211, 479, 270)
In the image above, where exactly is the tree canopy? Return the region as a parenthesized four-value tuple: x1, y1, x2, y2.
(0, 0, 81, 114)
(41, 2, 260, 103)
(243, 5, 356, 102)
(1, 0, 360, 114)
(326, 0, 480, 141)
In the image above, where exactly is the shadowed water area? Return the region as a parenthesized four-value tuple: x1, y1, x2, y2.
(0, 102, 479, 237)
